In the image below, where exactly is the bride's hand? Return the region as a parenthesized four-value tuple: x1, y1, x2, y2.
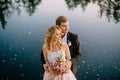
(48, 67, 58, 76)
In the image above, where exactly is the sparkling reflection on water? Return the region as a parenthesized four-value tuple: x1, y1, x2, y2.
(0, 0, 120, 80)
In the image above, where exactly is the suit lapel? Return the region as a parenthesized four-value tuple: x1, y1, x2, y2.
(67, 32, 72, 50)
(67, 32, 72, 46)
(67, 32, 70, 44)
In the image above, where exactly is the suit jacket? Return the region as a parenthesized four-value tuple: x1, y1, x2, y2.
(40, 31, 82, 75)
(66, 32, 82, 74)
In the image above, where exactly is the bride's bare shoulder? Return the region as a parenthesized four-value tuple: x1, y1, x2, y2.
(42, 44, 48, 51)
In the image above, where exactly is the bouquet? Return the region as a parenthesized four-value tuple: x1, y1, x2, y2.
(49, 54, 71, 76)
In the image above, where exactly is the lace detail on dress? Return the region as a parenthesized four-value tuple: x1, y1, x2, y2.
(47, 49, 66, 62)
(43, 46, 77, 80)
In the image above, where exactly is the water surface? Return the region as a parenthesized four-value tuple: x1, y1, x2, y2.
(0, 0, 120, 80)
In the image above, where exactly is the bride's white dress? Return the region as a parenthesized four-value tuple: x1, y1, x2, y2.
(43, 49, 77, 80)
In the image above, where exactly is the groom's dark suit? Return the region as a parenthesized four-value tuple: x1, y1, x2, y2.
(41, 31, 82, 75)
(66, 32, 82, 74)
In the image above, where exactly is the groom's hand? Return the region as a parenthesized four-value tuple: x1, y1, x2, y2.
(43, 64, 49, 72)
(67, 61, 72, 69)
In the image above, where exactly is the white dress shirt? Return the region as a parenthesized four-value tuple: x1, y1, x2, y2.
(61, 34, 67, 43)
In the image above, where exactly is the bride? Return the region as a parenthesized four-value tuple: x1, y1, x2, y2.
(42, 26, 76, 80)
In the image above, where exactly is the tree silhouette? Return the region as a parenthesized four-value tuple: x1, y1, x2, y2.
(65, 0, 91, 11)
(0, 0, 42, 29)
(64, 0, 120, 23)
(0, 0, 12, 29)
(97, 0, 120, 23)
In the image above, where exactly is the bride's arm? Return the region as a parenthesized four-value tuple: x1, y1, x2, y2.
(43, 46, 50, 72)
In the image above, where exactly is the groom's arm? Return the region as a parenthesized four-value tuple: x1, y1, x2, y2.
(41, 50, 45, 65)
(71, 34, 82, 62)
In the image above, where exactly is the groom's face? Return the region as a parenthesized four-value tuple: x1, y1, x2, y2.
(59, 21, 69, 35)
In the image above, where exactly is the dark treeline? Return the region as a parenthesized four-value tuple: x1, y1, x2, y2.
(65, 0, 120, 23)
(0, 0, 120, 29)
(0, 0, 42, 29)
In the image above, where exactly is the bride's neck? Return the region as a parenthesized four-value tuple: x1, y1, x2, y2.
(52, 41, 60, 50)
(52, 42, 57, 47)
(52, 40, 57, 45)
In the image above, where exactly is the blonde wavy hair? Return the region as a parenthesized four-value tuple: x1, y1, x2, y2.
(44, 26, 63, 51)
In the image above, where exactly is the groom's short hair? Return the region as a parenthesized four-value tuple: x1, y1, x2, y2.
(56, 16, 68, 26)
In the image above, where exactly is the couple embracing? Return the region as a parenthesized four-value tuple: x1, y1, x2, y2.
(41, 15, 82, 80)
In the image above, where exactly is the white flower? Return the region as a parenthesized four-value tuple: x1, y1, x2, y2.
(67, 40, 72, 47)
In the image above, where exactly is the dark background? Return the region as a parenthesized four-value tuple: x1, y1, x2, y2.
(0, 0, 120, 80)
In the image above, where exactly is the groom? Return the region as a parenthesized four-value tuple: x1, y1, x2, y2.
(41, 15, 82, 75)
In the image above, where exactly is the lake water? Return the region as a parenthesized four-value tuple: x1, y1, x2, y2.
(0, 0, 120, 80)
